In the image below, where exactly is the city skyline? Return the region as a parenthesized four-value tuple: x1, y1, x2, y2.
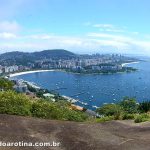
(0, 0, 150, 55)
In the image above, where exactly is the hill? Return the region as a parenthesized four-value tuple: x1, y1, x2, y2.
(0, 49, 77, 65)
(0, 114, 150, 150)
(32, 49, 76, 60)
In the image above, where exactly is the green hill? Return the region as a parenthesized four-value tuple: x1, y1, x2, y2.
(0, 49, 77, 65)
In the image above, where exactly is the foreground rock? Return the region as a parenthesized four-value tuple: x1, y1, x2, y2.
(0, 114, 150, 150)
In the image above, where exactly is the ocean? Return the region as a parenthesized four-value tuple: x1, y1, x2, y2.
(14, 61, 150, 110)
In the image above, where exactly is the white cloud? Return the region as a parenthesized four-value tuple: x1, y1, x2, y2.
(27, 34, 54, 40)
(87, 32, 150, 54)
(0, 30, 150, 55)
(93, 24, 114, 28)
(0, 21, 21, 33)
(92, 24, 125, 33)
(0, 32, 17, 39)
(87, 33, 132, 41)
(104, 28, 125, 33)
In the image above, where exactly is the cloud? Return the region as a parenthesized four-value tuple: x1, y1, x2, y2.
(0, 21, 20, 40)
(87, 33, 132, 41)
(93, 24, 114, 28)
(0, 27, 150, 55)
(27, 34, 54, 40)
(0, 32, 17, 39)
(0, 21, 21, 33)
(87, 32, 150, 54)
(92, 24, 125, 33)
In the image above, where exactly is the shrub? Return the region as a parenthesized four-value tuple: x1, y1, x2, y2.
(96, 104, 122, 117)
(31, 100, 57, 119)
(0, 78, 14, 90)
(31, 100, 88, 121)
(64, 110, 88, 122)
(119, 97, 138, 114)
(96, 116, 114, 123)
(0, 90, 88, 122)
(138, 101, 150, 113)
(134, 114, 150, 123)
(0, 90, 32, 116)
(122, 113, 135, 120)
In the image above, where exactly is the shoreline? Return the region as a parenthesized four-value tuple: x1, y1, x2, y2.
(8, 61, 140, 78)
(9, 70, 55, 77)
(121, 61, 139, 67)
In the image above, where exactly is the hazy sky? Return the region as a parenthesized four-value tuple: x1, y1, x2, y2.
(0, 0, 150, 55)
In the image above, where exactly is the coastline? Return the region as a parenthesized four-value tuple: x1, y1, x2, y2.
(7, 61, 140, 78)
(8, 62, 139, 78)
(9, 70, 55, 77)
(6, 61, 140, 111)
(121, 61, 139, 67)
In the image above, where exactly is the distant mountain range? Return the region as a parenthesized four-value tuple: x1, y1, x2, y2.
(0, 49, 77, 65)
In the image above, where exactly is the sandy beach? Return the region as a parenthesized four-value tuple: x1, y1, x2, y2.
(121, 61, 139, 67)
(9, 70, 55, 77)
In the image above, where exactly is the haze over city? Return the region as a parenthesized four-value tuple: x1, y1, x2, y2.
(0, 0, 150, 55)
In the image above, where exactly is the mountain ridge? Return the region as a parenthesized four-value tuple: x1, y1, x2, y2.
(0, 49, 77, 65)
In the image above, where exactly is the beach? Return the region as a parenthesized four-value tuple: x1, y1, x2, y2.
(121, 61, 139, 67)
(9, 70, 55, 77)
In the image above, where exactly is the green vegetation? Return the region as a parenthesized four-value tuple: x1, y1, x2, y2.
(65, 66, 137, 74)
(0, 90, 88, 122)
(138, 101, 150, 113)
(96, 104, 122, 118)
(26, 84, 37, 93)
(1, 78, 150, 123)
(119, 97, 138, 114)
(0, 50, 76, 66)
(0, 90, 32, 116)
(96, 116, 114, 123)
(134, 114, 150, 123)
(96, 98, 150, 123)
(0, 78, 14, 90)
(122, 113, 135, 120)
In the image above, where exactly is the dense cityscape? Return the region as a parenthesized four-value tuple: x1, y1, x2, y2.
(0, 50, 138, 75)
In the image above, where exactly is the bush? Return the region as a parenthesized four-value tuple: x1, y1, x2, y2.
(64, 110, 88, 122)
(122, 113, 135, 120)
(0, 90, 88, 122)
(0, 78, 14, 90)
(96, 104, 122, 117)
(138, 101, 150, 113)
(31, 100, 57, 119)
(0, 90, 32, 116)
(119, 97, 138, 114)
(31, 100, 88, 121)
(134, 114, 150, 123)
(96, 116, 114, 123)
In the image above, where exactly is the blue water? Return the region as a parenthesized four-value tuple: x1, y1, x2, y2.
(14, 61, 150, 110)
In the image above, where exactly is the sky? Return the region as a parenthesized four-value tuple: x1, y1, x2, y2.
(0, 0, 150, 55)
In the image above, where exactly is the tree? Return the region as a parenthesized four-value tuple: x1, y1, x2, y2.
(138, 101, 150, 113)
(119, 97, 138, 114)
(0, 78, 14, 90)
(96, 104, 122, 117)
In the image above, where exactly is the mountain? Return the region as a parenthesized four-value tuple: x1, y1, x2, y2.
(33, 49, 76, 60)
(0, 49, 77, 65)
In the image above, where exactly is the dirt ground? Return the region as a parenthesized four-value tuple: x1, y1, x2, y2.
(0, 114, 150, 150)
